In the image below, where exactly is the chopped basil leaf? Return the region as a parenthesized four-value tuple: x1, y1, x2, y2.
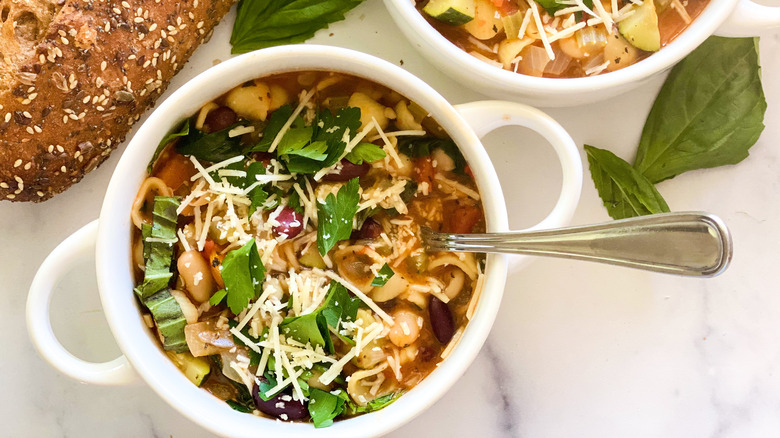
(221, 238, 266, 314)
(176, 124, 244, 163)
(226, 400, 253, 413)
(370, 263, 394, 287)
(308, 388, 346, 428)
(208, 289, 227, 306)
(344, 142, 386, 164)
(230, 0, 364, 54)
(397, 137, 467, 174)
(634, 37, 766, 183)
(141, 223, 152, 260)
(148, 120, 189, 172)
(400, 180, 418, 202)
(225, 373, 256, 412)
(287, 187, 304, 214)
(317, 178, 361, 255)
(134, 197, 180, 299)
(585, 145, 670, 220)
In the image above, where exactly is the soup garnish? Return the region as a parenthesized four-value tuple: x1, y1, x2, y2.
(131, 71, 486, 427)
(418, 0, 709, 77)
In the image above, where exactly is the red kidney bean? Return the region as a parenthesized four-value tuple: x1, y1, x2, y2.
(273, 207, 303, 238)
(252, 152, 274, 166)
(205, 106, 237, 132)
(352, 218, 383, 240)
(429, 296, 455, 344)
(252, 384, 308, 421)
(321, 159, 370, 182)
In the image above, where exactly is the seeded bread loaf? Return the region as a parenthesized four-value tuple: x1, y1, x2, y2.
(0, 0, 234, 202)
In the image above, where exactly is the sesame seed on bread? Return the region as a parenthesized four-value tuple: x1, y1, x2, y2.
(0, 0, 235, 202)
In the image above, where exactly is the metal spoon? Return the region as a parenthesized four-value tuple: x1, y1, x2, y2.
(421, 212, 732, 277)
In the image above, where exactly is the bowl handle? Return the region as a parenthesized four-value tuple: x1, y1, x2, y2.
(715, 0, 780, 36)
(26, 220, 138, 386)
(454, 101, 583, 269)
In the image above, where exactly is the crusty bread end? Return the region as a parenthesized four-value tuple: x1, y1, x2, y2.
(0, 0, 234, 202)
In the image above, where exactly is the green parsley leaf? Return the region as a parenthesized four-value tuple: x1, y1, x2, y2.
(148, 120, 189, 172)
(221, 239, 267, 314)
(277, 126, 315, 155)
(280, 311, 331, 350)
(370, 263, 394, 287)
(343, 391, 402, 415)
(317, 178, 361, 255)
(344, 142, 386, 164)
(230, 0, 365, 54)
(208, 289, 227, 306)
(248, 105, 293, 153)
(284, 138, 329, 161)
(245, 161, 269, 216)
(585, 145, 670, 220)
(633, 37, 766, 183)
(315, 106, 362, 167)
(320, 281, 363, 329)
(308, 388, 346, 428)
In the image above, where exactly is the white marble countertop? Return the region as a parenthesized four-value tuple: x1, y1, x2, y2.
(2, 2, 778, 437)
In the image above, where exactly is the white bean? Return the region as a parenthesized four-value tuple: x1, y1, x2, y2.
(177, 250, 216, 303)
(388, 309, 422, 348)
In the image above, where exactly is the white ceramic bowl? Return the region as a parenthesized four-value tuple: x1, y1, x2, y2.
(26, 46, 583, 437)
(383, 0, 780, 107)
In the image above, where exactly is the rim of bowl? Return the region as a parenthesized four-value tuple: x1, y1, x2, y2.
(96, 45, 509, 438)
(384, 0, 737, 95)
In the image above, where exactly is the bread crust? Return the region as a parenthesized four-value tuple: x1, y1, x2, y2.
(0, 0, 234, 202)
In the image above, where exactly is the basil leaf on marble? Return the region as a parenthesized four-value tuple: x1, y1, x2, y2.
(231, 0, 364, 53)
(634, 37, 767, 183)
(586, 145, 670, 220)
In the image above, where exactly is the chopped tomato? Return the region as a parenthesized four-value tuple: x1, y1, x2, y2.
(414, 156, 436, 187)
(465, 165, 474, 179)
(201, 240, 225, 288)
(445, 204, 483, 234)
(155, 153, 196, 192)
(491, 0, 519, 15)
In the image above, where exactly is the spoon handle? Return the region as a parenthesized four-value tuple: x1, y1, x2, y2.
(423, 212, 733, 277)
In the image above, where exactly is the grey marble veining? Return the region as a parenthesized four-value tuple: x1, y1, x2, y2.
(1, 2, 779, 437)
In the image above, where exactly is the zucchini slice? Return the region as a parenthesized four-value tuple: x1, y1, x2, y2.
(423, 0, 476, 26)
(618, 0, 661, 52)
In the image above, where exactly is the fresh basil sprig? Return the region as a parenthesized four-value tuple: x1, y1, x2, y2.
(230, 0, 365, 54)
(587, 37, 766, 219)
(585, 145, 670, 220)
(634, 37, 766, 183)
